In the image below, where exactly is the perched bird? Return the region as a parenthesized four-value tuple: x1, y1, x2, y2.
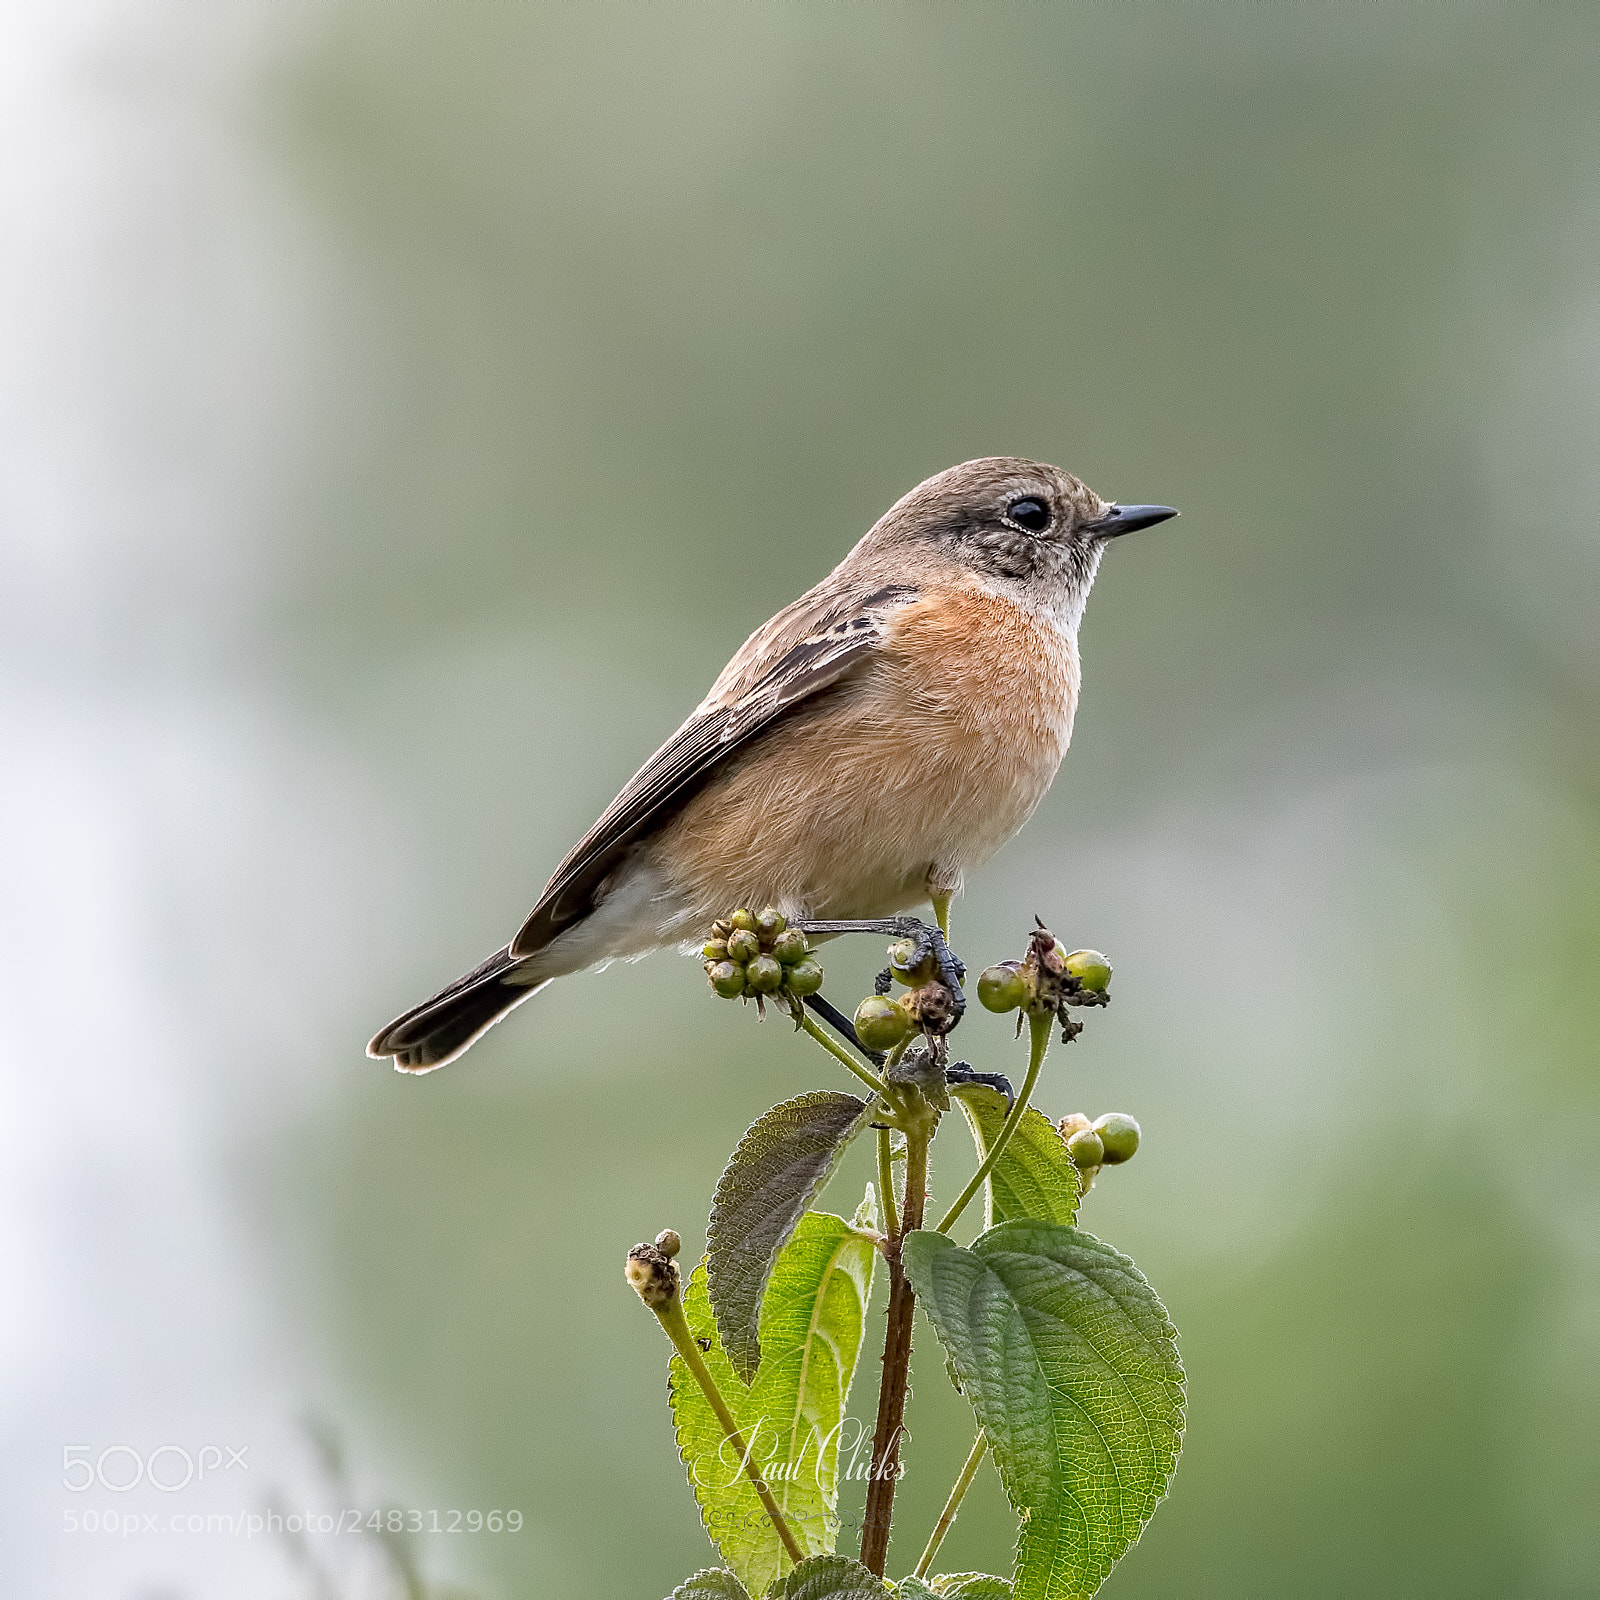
(368, 457, 1175, 1071)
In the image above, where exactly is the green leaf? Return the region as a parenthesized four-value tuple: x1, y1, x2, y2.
(767, 1554, 890, 1598)
(949, 1083, 1080, 1229)
(669, 1573, 753, 1600)
(671, 1201, 879, 1597)
(896, 1573, 1013, 1598)
(708, 1090, 874, 1380)
(897, 1580, 1012, 1600)
(901, 1223, 1183, 1600)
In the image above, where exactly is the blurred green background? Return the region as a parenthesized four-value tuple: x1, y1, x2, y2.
(4, 4, 1598, 1597)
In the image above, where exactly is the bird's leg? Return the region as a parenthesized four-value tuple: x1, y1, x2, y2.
(792, 916, 968, 1022)
(800, 992, 885, 1065)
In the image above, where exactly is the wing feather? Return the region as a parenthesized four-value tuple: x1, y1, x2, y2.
(509, 581, 917, 956)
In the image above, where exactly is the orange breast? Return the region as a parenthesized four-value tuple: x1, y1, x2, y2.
(654, 583, 1079, 921)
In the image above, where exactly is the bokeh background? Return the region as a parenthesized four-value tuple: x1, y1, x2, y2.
(4, 4, 1598, 1597)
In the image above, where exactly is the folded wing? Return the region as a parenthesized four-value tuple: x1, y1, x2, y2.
(509, 581, 918, 958)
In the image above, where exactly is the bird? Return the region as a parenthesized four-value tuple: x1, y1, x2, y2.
(368, 456, 1176, 1072)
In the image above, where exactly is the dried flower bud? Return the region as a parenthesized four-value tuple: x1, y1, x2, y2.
(1092, 1113, 1140, 1164)
(654, 1229, 682, 1259)
(1066, 1128, 1105, 1169)
(625, 1242, 679, 1307)
(756, 907, 787, 942)
(726, 928, 761, 964)
(771, 928, 811, 966)
(784, 957, 825, 996)
(903, 981, 959, 1037)
(1058, 1112, 1094, 1141)
(854, 993, 911, 1051)
(977, 961, 1028, 1013)
(745, 954, 785, 995)
(707, 960, 746, 998)
(702, 938, 730, 962)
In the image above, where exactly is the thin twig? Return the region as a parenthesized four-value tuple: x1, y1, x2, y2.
(876, 1126, 900, 1239)
(914, 1431, 988, 1578)
(859, 1102, 935, 1575)
(651, 1294, 806, 1568)
(934, 1010, 1052, 1235)
(794, 1007, 891, 1099)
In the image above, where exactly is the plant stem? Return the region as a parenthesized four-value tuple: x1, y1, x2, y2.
(794, 1007, 891, 1099)
(876, 1125, 900, 1239)
(934, 1010, 1052, 1235)
(650, 1293, 807, 1569)
(913, 1432, 988, 1579)
(859, 1098, 935, 1576)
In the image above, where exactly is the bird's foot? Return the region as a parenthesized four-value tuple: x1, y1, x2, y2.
(943, 1062, 1015, 1111)
(792, 916, 968, 1026)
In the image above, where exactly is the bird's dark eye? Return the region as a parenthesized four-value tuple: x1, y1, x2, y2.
(1006, 497, 1051, 533)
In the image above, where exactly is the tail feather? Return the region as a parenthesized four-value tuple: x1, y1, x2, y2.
(367, 946, 550, 1073)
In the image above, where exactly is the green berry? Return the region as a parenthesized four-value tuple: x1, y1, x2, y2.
(888, 938, 938, 986)
(854, 994, 911, 1051)
(702, 937, 729, 962)
(745, 954, 784, 994)
(756, 907, 787, 942)
(729, 909, 758, 933)
(1066, 1128, 1105, 1169)
(977, 961, 1027, 1013)
(726, 928, 761, 964)
(771, 928, 811, 966)
(784, 957, 824, 996)
(1092, 1113, 1140, 1164)
(1062, 949, 1112, 993)
(707, 961, 746, 998)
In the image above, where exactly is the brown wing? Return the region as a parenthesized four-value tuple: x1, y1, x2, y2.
(508, 581, 918, 958)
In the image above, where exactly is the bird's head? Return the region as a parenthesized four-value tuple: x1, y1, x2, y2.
(861, 456, 1177, 631)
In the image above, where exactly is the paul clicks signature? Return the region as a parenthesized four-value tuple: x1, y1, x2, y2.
(696, 1417, 906, 1492)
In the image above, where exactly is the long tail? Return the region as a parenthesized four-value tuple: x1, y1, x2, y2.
(367, 946, 550, 1073)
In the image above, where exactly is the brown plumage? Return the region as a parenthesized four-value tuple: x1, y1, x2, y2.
(368, 457, 1175, 1071)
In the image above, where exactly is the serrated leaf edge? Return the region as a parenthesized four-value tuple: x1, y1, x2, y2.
(948, 1083, 1079, 1231)
(903, 1223, 1185, 1600)
(669, 1207, 880, 1590)
(707, 1090, 872, 1381)
(667, 1569, 754, 1600)
(765, 1551, 892, 1597)
(769, 1212, 878, 1545)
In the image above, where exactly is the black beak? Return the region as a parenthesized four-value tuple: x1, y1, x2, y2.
(1085, 503, 1179, 538)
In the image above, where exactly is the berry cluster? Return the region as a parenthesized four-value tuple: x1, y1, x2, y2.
(976, 927, 1112, 1041)
(851, 935, 961, 1051)
(703, 908, 823, 1004)
(1058, 1111, 1141, 1182)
